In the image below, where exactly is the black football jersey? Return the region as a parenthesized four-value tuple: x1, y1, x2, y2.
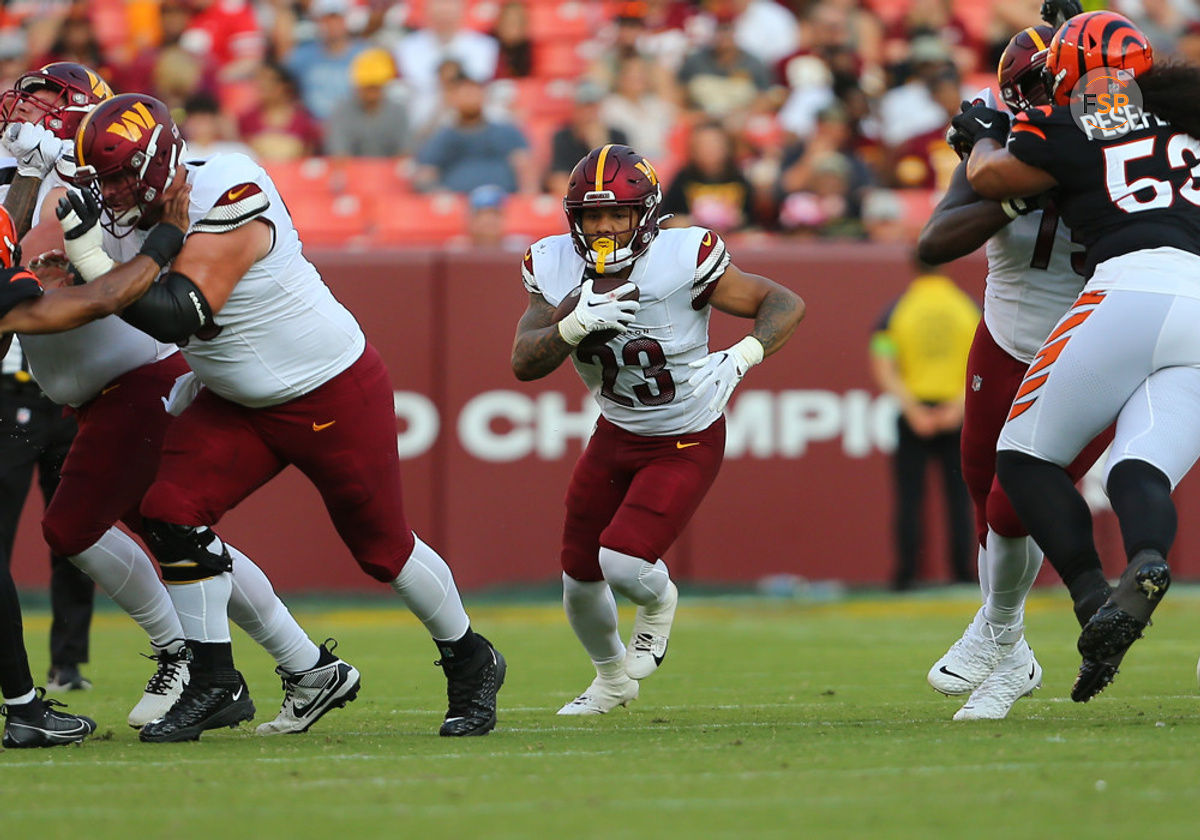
(1007, 104, 1200, 276)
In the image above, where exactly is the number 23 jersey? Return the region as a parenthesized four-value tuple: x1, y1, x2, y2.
(523, 227, 730, 436)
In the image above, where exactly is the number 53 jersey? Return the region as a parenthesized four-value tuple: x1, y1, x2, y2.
(523, 227, 730, 437)
(1007, 103, 1200, 280)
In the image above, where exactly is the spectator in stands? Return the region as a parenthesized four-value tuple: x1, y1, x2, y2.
(0, 30, 28, 92)
(448, 184, 530, 252)
(546, 80, 628, 197)
(676, 8, 779, 129)
(885, 67, 961, 191)
(181, 92, 254, 159)
(285, 0, 367, 122)
(492, 1, 533, 79)
(1179, 21, 1200, 65)
(152, 38, 209, 112)
(236, 60, 323, 161)
(877, 35, 956, 150)
(31, 5, 113, 81)
(113, 0, 219, 101)
(884, 0, 981, 76)
(776, 103, 872, 224)
(661, 120, 756, 233)
(179, 0, 264, 86)
(395, 0, 499, 136)
(724, 0, 801, 68)
(414, 67, 534, 195)
(777, 152, 862, 239)
(1115, 0, 1190, 56)
(860, 188, 908, 244)
(325, 47, 410, 157)
(588, 2, 682, 102)
(600, 55, 676, 162)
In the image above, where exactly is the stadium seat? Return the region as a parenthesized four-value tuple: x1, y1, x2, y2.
(533, 40, 588, 78)
(263, 158, 339, 201)
(528, 2, 594, 41)
(503, 193, 566, 240)
(330, 157, 414, 202)
(505, 77, 576, 122)
(289, 193, 372, 249)
(373, 193, 469, 246)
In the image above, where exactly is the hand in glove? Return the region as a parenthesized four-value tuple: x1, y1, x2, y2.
(687, 336, 765, 415)
(1041, 0, 1083, 27)
(56, 188, 114, 281)
(556, 278, 641, 346)
(2, 122, 65, 179)
(946, 101, 1011, 158)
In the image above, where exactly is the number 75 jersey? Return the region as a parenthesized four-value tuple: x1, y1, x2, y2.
(522, 227, 730, 436)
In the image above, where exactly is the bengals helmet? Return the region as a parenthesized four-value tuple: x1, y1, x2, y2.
(72, 93, 186, 234)
(1043, 11, 1153, 107)
(0, 62, 114, 140)
(0, 206, 19, 269)
(998, 25, 1054, 112)
(564, 144, 663, 274)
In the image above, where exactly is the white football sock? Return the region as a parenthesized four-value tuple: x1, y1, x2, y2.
(562, 573, 624, 664)
(390, 534, 471, 642)
(598, 548, 670, 607)
(4, 689, 36, 706)
(70, 527, 183, 648)
(227, 544, 320, 673)
(983, 529, 1042, 643)
(975, 542, 990, 604)
(168, 559, 233, 645)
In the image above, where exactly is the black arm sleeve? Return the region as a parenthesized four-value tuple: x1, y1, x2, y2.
(120, 271, 215, 344)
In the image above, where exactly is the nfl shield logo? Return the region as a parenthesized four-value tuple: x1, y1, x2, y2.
(971, 374, 982, 392)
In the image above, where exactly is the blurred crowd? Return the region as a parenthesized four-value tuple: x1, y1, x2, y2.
(1, 0, 1198, 243)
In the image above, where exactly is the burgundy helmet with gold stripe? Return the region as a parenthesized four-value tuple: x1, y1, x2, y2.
(998, 25, 1055, 112)
(564, 144, 663, 274)
(0, 62, 113, 140)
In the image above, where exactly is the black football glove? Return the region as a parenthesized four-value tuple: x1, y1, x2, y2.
(947, 101, 1011, 157)
(55, 188, 102, 241)
(1041, 0, 1083, 27)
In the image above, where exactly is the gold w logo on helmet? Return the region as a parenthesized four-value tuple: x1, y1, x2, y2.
(86, 70, 114, 100)
(633, 159, 659, 186)
(105, 101, 155, 141)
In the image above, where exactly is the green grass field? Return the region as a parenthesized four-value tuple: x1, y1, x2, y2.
(5, 588, 1200, 840)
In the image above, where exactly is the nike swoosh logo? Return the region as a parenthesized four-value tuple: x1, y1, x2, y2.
(939, 665, 969, 682)
(702, 232, 712, 247)
(1028, 664, 1037, 680)
(312, 420, 336, 431)
(676, 441, 700, 449)
(227, 185, 250, 201)
(101, 383, 120, 395)
(231, 685, 244, 701)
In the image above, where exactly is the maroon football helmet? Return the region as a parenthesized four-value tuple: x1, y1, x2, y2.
(71, 93, 186, 235)
(997, 25, 1055, 112)
(563, 144, 663, 274)
(0, 62, 114, 140)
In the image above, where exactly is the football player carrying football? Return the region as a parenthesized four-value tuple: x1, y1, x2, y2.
(918, 25, 1114, 719)
(63, 93, 505, 742)
(958, 11, 1200, 701)
(512, 144, 804, 714)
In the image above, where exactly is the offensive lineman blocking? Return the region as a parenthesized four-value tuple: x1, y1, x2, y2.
(513, 144, 803, 713)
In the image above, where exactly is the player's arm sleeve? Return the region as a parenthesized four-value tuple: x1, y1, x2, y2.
(192, 181, 270, 234)
(1005, 107, 1063, 176)
(691, 230, 731, 310)
(0, 268, 44, 318)
(520, 248, 540, 295)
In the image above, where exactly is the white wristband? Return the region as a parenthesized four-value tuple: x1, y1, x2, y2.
(729, 335, 765, 369)
(557, 309, 588, 346)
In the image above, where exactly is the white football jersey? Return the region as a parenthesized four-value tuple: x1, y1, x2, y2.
(104, 153, 365, 408)
(523, 227, 730, 436)
(983, 208, 1085, 364)
(13, 160, 178, 407)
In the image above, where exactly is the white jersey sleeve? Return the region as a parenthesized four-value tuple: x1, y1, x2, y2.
(104, 153, 365, 407)
(525, 228, 730, 436)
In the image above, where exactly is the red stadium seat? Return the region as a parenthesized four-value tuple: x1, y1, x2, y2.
(503, 193, 566, 240)
(263, 158, 338, 201)
(288, 192, 373, 249)
(331, 157, 414, 202)
(528, 2, 593, 41)
(533, 40, 588, 79)
(373, 193, 469, 246)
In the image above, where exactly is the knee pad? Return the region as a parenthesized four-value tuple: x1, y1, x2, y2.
(143, 519, 233, 583)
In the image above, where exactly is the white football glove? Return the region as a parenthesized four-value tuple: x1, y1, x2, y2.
(557, 278, 641, 346)
(687, 336, 765, 414)
(3, 122, 65, 179)
(56, 188, 115, 281)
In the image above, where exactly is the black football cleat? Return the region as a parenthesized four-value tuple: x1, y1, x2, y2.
(1077, 550, 1171, 665)
(437, 634, 506, 737)
(2, 689, 96, 748)
(139, 672, 255, 743)
(1071, 650, 1125, 703)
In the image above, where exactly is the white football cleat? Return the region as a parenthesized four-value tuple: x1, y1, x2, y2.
(927, 607, 1016, 695)
(556, 674, 639, 715)
(953, 638, 1043, 720)
(128, 642, 190, 729)
(257, 640, 361, 735)
(625, 581, 678, 680)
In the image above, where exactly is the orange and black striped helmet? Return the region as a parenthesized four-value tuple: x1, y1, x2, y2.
(1044, 11, 1153, 106)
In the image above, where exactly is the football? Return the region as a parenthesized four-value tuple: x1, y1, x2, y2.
(552, 275, 640, 347)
